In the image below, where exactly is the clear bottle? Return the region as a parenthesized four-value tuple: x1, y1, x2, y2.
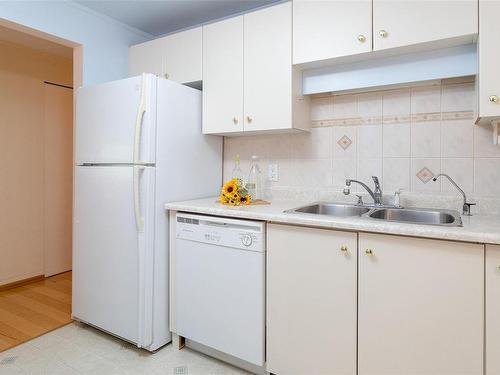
(231, 154, 244, 183)
(246, 155, 262, 201)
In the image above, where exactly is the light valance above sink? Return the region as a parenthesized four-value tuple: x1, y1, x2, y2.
(302, 44, 477, 95)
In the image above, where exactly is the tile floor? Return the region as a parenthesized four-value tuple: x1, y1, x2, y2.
(0, 322, 250, 375)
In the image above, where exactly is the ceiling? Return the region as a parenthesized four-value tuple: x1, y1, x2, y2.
(76, 0, 282, 37)
(0, 24, 73, 59)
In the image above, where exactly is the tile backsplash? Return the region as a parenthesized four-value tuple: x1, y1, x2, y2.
(223, 80, 500, 214)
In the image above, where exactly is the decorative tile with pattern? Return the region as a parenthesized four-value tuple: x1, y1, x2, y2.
(416, 167, 435, 183)
(337, 135, 353, 150)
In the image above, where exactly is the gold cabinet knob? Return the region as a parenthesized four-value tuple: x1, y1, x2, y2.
(357, 34, 366, 43)
(164, 73, 170, 79)
(379, 30, 388, 38)
(340, 245, 349, 254)
(246, 116, 252, 123)
(365, 249, 374, 256)
(489, 95, 499, 103)
(232, 117, 239, 125)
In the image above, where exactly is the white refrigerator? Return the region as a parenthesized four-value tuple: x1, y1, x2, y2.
(72, 74, 222, 351)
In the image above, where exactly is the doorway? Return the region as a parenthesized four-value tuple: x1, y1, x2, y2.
(0, 20, 81, 352)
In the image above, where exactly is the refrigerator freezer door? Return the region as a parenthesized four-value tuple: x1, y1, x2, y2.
(75, 74, 157, 165)
(73, 165, 156, 346)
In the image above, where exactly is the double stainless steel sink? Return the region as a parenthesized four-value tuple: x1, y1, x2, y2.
(285, 202, 463, 227)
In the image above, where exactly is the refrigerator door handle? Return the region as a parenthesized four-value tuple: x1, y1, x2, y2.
(134, 164, 146, 348)
(134, 166, 154, 349)
(133, 73, 147, 165)
(133, 166, 145, 233)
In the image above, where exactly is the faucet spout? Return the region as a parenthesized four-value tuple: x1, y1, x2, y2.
(432, 173, 474, 216)
(344, 177, 383, 205)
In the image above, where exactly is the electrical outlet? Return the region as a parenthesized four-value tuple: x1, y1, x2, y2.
(268, 163, 279, 182)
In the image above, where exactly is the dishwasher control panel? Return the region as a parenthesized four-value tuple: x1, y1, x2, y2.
(176, 213, 265, 252)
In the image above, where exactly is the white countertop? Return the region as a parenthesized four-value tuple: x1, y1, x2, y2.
(165, 197, 500, 245)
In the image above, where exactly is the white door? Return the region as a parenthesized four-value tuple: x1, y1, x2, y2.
(128, 38, 165, 77)
(202, 16, 244, 134)
(163, 27, 202, 84)
(73, 165, 155, 345)
(293, 0, 372, 64)
(75, 74, 157, 164)
(478, 0, 500, 119)
(244, 2, 292, 132)
(486, 245, 500, 375)
(44, 83, 73, 277)
(373, 0, 477, 51)
(266, 224, 357, 375)
(358, 233, 483, 375)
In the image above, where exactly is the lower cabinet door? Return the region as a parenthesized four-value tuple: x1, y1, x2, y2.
(358, 233, 484, 375)
(486, 245, 500, 375)
(266, 224, 357, 375)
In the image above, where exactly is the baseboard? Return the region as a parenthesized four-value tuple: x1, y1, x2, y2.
(0, 275, 45, 291)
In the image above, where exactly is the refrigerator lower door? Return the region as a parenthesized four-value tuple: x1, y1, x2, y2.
(75, 74, 157, 165)
(73, 165, 155, 346)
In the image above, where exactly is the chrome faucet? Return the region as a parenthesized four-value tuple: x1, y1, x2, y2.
(432, 173, 475, 216)
(344, 176, 383, 206)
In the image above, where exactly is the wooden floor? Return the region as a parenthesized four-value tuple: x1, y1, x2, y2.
(0, 272, 72, 352)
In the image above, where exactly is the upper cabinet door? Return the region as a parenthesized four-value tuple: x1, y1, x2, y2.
(478, 0, 500, 121)
(202, 17, 244, 134)
(293, 0, 372, 64)
(373, 0, 478, 51)
(163, 27, 202, 84)
(244, 2, 292, 132)
(128, 38, 164, 77)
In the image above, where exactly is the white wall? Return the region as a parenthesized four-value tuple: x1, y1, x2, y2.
(0, 1, 152, 86)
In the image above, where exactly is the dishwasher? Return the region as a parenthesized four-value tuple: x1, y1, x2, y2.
(175, 213, 265, 366)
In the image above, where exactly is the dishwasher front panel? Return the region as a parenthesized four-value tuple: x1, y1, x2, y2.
(175, 215, 265, 366)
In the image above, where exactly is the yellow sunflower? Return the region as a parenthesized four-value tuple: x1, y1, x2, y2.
(240, 194, 252, 205)
(222, 179, 238, 195)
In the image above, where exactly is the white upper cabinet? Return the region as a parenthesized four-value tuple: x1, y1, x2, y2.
(129, 38, 164, 77)
(293, 0, 372, 64)
(163, 27, 202, 83)
(358, 233, 484, 375)
(203, 2, 309, 135)
(202, 16, 244, 134)
(477, 0, 500, 123)
(486, 245, 500, 375)
(373, 0, 478, 51)
(128, 27, 202, 84)
(293, 0, 478, 65)
(244, 2, 292, 132)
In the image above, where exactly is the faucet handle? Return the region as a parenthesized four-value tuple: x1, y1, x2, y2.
(463, 202, 476, 216)
(372, 176, 381, 188)
(355, 194, 364, 205)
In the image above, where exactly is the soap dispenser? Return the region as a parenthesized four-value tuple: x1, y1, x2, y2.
(393, 189, 403, 208)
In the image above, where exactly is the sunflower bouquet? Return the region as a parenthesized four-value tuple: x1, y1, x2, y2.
(219, 178, 252, 206)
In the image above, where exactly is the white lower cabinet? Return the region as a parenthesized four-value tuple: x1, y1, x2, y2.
(486, 245, 500, 375)
(266, 224, 357, 375)
(358, 233, 484, 375)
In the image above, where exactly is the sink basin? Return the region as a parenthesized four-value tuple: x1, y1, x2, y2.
(369, 207, 462, 227)
(285, 202, 371, 217)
